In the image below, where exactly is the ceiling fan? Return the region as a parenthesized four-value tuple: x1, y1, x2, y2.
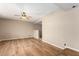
(15, 10, 32, 20)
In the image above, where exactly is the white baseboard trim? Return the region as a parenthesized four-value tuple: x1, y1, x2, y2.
(42, 40, 79, 52)
(42, 40, 64, 49)
(67, 47, 79, 52)
(0, 37, 34, 41)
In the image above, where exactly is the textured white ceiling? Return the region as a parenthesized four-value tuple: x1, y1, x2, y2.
(0, 3, 78, 24)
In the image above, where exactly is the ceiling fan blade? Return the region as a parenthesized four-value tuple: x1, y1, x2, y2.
(28, 16, 32, 18)
(14, 15, 20, 16)
(26, 16, 32, 20)
(26, 17, 30, 20)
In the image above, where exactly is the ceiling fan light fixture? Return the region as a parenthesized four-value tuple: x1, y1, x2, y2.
(21, 16, 27, 20)
(15, 4, 32, 21)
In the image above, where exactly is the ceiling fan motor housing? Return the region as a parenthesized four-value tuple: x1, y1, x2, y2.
(22, 11, 27, 17)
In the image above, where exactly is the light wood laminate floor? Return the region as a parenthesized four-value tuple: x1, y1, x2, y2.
(0, 38, 62, 56)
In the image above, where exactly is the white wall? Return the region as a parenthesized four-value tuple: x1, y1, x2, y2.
(42, 7, 79, 51)
(0, 19, 41, 41)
